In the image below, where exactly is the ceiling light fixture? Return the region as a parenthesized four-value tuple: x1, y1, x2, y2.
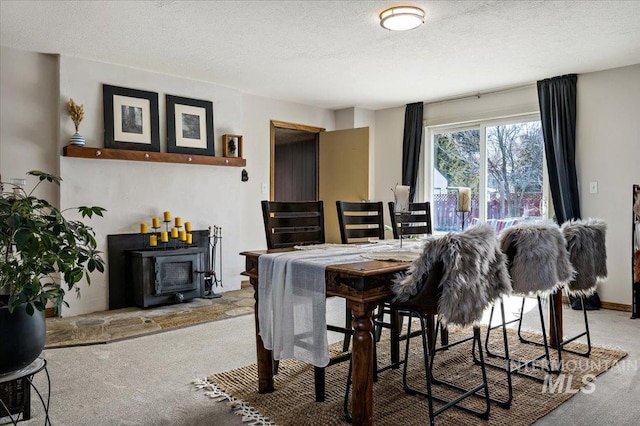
(379, 5, 425, 31)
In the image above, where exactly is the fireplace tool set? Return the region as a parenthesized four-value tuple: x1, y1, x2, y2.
(202, 226, 223, 299)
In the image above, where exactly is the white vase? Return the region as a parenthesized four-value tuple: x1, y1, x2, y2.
(69, 132, 86, 146)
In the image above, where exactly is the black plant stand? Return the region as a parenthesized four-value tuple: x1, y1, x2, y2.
(0, 358, 51, 425)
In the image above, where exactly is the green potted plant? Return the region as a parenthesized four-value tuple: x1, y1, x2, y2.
(0, 170, 106, 373)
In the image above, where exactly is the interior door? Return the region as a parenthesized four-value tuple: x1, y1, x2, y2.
(319, 127, 370, 243)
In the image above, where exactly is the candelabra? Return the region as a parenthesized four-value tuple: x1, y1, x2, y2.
(140, 212, 194, 250)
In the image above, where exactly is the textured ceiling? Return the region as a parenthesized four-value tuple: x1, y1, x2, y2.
(1, 1, 639, 110)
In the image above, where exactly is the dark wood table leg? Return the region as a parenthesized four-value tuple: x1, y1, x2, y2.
(251, 278, 274, 393)
(549, 289, 563, 349)
(348, 300, 375, 426)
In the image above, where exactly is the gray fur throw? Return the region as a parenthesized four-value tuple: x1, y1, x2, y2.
(499, 220, 574, 295)
(393, 223, 511, 327)
(561, 218, 607, 295)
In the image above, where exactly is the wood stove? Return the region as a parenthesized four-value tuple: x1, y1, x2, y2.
(107, 230, 209, 310)
(129, 247, 204, 308)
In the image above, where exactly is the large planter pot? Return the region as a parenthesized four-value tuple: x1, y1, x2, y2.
(0, 304, 46, 374)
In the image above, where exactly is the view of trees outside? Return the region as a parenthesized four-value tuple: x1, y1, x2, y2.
(432, 121, 544, 231)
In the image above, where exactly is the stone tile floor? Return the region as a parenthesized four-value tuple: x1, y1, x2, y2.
(45, 286, 255, 348)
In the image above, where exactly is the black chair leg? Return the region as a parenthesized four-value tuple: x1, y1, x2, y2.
(560, 294, 592, 357)
(343, 306, 353, 352)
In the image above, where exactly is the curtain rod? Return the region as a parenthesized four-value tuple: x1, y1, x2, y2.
(424, 82, 537, 106)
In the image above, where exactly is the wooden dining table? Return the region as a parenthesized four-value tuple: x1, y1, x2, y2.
(241, 248, 565, 426)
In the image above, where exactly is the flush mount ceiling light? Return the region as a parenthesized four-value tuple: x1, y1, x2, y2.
(379, 5, 425, 31)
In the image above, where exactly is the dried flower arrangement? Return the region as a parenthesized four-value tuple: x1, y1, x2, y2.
(67, 98, 85, 132)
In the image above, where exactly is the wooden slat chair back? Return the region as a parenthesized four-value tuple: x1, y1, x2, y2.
(336, 201, 385, 244)
(261, 200, 325, 249)
(260, 200, 351, 403)
(388, 201, 432, 239)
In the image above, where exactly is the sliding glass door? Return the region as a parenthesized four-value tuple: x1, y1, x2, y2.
(428, 116, 546, 232)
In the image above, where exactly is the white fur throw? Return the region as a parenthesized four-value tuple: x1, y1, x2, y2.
(393, 223, 511, 327)
(561, 218, 607, 295)
(499, 220, 574, 295)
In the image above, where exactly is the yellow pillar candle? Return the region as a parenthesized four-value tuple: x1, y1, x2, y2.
(160, 231, 169, 242)
(140, 223, 148, 234)
(186, 233, 193, 245)
(179, 230, 187, 241)
(152, 217, 160, 228)
(171, 227, 179, 238)
(184, 221, 192, 232)
(163, 211, 171, 222)
(149, 235, 157, 247)
(174, 217, 182, 227)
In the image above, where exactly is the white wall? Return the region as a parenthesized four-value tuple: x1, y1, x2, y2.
(57, 55, 245, 316)
(0, 47, 59, 204)
(1, 47, 337, 316)
(373, 106, 405, 223)
(241, 94, 335, 253)
(576, 64, 640, 305)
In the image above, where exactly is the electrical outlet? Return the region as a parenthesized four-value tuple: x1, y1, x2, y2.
(261, 183, 268, 194)
(589, 181, 598, 194)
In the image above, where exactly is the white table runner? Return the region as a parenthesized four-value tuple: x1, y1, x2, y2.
(257, 241, 423, 367)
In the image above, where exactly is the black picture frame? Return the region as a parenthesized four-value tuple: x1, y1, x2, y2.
(166, 95, 214, 156)
(103, 84, 160, 152)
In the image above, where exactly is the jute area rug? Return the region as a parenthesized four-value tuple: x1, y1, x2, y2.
(194, 326, 627, 425)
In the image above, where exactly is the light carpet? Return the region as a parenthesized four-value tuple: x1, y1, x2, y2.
(194, 327, 627, 425)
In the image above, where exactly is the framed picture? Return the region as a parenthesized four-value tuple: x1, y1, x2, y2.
(103, 84, 160, 152)
(166, 95, 214, 156)
(222, 134, 243, 158)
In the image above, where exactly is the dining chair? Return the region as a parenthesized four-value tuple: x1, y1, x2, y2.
(484, 220, 574, 387)
(558, 218, 607, 357)
(345, 223, 511, 424)
(372, 202, 433, 350)
(335, 200, 385, 243)
(261, 200, 352, 402)
(388, 201, 432, 240)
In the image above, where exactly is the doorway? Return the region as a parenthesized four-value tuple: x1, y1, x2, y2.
(270, 120, 370, 242)
(270, 120, 324, 201)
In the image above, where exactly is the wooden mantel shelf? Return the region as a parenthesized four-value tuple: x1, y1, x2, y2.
(62, 145, 246, 167)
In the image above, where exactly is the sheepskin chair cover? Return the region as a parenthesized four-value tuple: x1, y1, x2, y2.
(499, 221, 574, 296)
(561, 218, 607, 295)
(393, 223, 511, 327)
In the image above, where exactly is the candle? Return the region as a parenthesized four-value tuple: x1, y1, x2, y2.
(174, 216, 182, 227)
(184, 221, 192, 232)
(394, 184, 410, 212)
(152, 217, 160, 228)
(163, 211, 171, 222)
(149, 235, 157, 247)
(458, 187, 471, 212)
(186, 233, 193, 245)
(140, 223, 148, 234)
(160, 231, 169, 242)
(179, 230, 187, 241)
(171, 227, 179, 238)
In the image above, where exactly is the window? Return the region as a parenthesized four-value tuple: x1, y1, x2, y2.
(427, 116, 547, 232)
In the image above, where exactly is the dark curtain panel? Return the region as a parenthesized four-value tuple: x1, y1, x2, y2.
(402, 102, 424, 201)
(537, 74, 580, 223)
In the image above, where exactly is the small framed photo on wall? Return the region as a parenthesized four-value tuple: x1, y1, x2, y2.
(222, 134, 243, 158)
(166, 95, 215, 156)
(103, 84, 160, 152)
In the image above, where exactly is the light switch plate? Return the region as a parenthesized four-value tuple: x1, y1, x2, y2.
(589, 181, 598, 194)
(261, 183, 268, 194)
